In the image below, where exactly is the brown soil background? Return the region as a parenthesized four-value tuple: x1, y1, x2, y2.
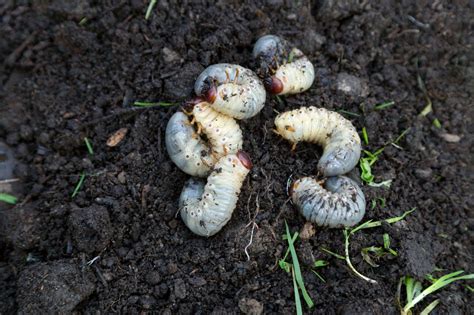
(1, 1, 473, 314)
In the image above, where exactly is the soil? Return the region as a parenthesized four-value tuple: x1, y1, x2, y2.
(1, 0, 473, 314)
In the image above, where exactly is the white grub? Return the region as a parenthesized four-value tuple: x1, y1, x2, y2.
(194, 64, 266, 120)
(290, 176, 366, 228)
(274, 106, 361, 176)
(165, 102, 244, 177)
(253, 35, 315, 95)
(192, 101, 243, 157)
(179, 151, 252, 237)
(165, 111, 216, 177)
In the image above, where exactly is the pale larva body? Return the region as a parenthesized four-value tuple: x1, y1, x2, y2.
(194, 64, 266, 120)
(165, 111, 216, 177)
(179, 151, 252, 237)
(275, 106, 361, 176)
(253, 35, 315, 95)
(271, 48, 315, 95)
(193, 101, 243, 157)
(290, 176, 366, 228)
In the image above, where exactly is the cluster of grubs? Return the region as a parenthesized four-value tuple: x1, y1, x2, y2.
(166, 34, 365, 236)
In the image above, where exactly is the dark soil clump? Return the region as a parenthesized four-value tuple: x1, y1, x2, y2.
(16, 260, 95, 314)
(68, 205, 112, 254)
(1, 0, 473, 314)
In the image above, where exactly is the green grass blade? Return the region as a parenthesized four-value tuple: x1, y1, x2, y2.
(292, 268, 303, 315)
(419, 100, 432, 117)
(314, 260, 329, 268)
(71, 173, 86, 198)
(288, 50, 295, 63)
(320, 247, 345, 260)
(385, 208, 416, 224)
(362, 127, 369, 145)
(311, 270, 326, 283)
(84, 137, 94, 155)
(349, 220, 374, 235)
(145, 0, 157, 20)
(361, 247, 381, 267)
(274, 95, 285, 106)
(279, 260, 291, 273)
(404, 271, 474, 312)
(393, 128, 411, 144)
(396, 277, 404, 311)
(372, 147, 385, 157)
(79, 17, 88, 25)
(133, 101, 176, 107)
(285, 222, 314, 308)
(282, 232, 299, 262)
(338, 109, 361, 117)
(0, 193, 18, 205)
(360, 158, 375, 183)
(435, 270, 465, 282)
(375, 101, 395, 110)
(383, 233, 391, 249)
(354, 208, 416, 231)
(368, 180, 392, 188)
(420, 299, 440, 315)
(371, 199, 377, 210)
(412, 280, 423, 303)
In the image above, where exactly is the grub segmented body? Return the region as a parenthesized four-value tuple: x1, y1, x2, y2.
(290, 176, 365, 228)
(165, 111, 216, 177)
(274, 106, 361, 176)
(179, 151, 252, 237)
(253, 35, 315, 95)
(165, 102, 244, 177)
(194, 64, 266, 119)
(193, 101, 243, 157)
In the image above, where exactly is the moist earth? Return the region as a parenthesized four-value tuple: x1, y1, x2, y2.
(1, 0, 473, 314)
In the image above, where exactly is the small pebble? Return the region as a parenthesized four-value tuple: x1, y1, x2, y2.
(162, 47, 181, 64)
(167, 262, 178, 274)
(440, 133, 461, 143)
(174, 279, 187, 299)
(335, 73, 369, 98)
(414, 168, 432, 180)
(238, 298, 264, 315)
(299, 222, 316, 240)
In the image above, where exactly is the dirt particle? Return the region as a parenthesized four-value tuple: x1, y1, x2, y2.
(17, 260, 95, 314)
(401, 232, 442, 278)
(0, 142, 16, 182)
(314, 0, 369, 21)
(54, 21, 98, 54)
(188, 276, 207, 287)
(167, 262, 178, 274)
(414, 168, 433, 181)
(68, 205, 112, 254)
(117, 171, 126, 184)
(299, 222, 316, 240)
(146, 270, 161, 285)
(106, 128, 128, 147)
(300, 29, 326, 52)
(162, 47, 182, 64)
(174, 278, 187, 300)
(0, 204, 41, 250)
(238, 298, 264, 315)
(439, 133, 461, 143)
(140, 295, 157, 309)
(335, 73, 370, 98)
